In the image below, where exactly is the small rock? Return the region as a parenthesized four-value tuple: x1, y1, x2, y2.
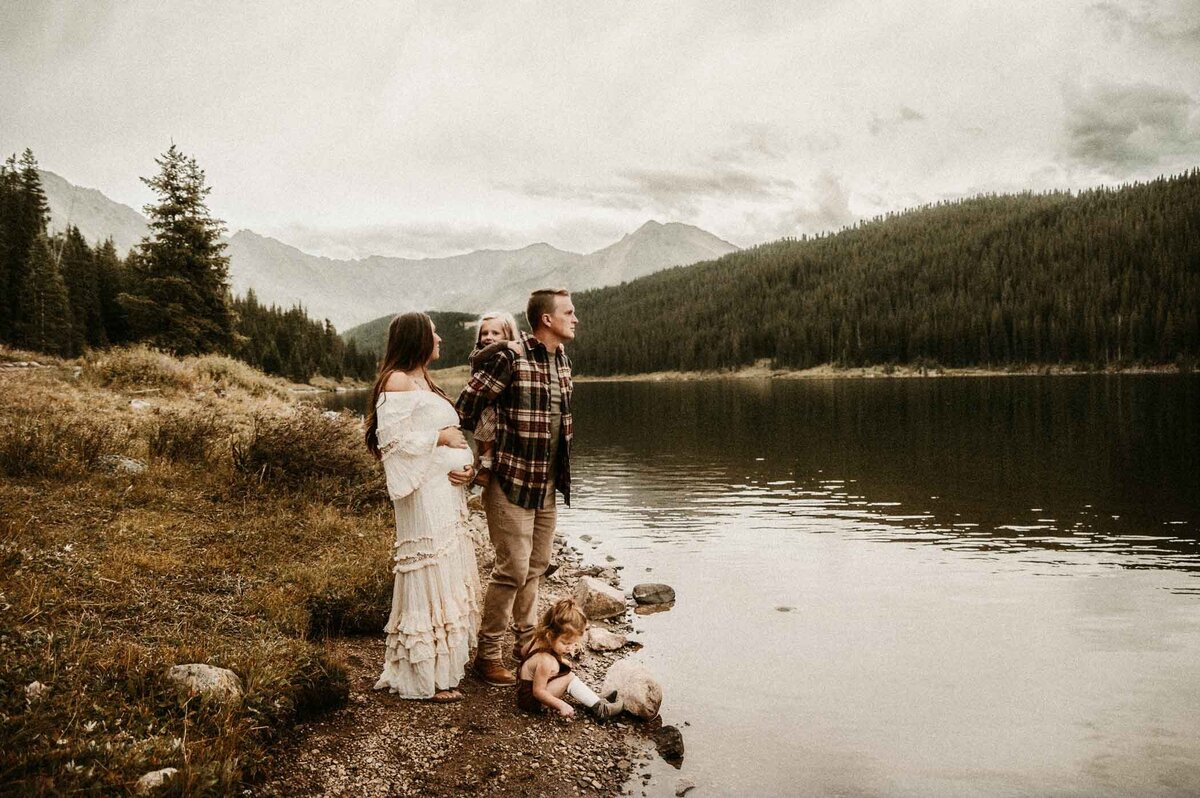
(586, 627, 628, 652)
(466, 494, 484, 513)
(775, 606, 795, 613)
(632, 583, 675, 606)
(167, 663, 243, 702)
(675, 776, 696, 796)
(574, 576, 626, 620)
(601, 660, 662, 720)
(136, 768, 178, 794)
(25, 681, 48, 704)
(100, 454, 148, 475)
(321, 410, 341, 420)
(652, 725, 685, 767)
(129, 399, 152, 411)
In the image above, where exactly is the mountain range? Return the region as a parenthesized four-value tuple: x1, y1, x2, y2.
(39, 171, 737, 329)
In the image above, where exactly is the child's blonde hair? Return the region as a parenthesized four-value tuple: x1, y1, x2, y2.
(530, 597, 587, 654)
(475, 311, 519, 345)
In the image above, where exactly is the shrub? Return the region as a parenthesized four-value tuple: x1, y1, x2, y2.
(188, 354, 288, 399)
(0, 414, 131, 477)
(82, 346, 193, 392)
(145, 410, 230, 463)
(231, 407, 382, 504)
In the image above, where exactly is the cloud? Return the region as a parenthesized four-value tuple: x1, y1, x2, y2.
(263, 216, 637, 261)
(1063, 80, 1200, 173)
(868, 106, 926, 137)
(709, 123, 792, 165)
(745, 172, 858, 241)
(506, 166, 797, 215)
(265, 221, 534, 261)
(1087, 1, 1200, 49)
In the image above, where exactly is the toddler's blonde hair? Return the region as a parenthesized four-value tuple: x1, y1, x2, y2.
(475, 311, 519, 344)
(530, 596, 587, 654)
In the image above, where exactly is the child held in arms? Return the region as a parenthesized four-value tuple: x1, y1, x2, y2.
(467, 311, 521, 487)
(516, 598, 623, 721)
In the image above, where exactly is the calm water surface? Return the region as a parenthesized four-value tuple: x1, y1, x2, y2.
(325, 376, 1200, 796)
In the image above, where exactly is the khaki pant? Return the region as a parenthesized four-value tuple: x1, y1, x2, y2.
(478, 479, 557, 661)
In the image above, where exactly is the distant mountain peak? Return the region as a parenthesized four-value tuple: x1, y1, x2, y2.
(37, 170, 741, 327)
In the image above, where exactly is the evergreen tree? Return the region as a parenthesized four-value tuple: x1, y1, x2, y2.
(60, 225, 107, 352)
(94, 238, 129, 344)
(119, 145, 234, 355)
(0, 150, 51, 343)
(14, 235, 74, 356)
(0, 158, 15, 340)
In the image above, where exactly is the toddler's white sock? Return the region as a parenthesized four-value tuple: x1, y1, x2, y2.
(566, 675, 601, 707)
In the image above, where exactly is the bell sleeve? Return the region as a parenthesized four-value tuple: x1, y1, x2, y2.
(375, 396, 440, 500)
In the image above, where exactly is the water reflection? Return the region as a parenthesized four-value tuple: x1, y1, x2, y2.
(566, 376, 1200, 573)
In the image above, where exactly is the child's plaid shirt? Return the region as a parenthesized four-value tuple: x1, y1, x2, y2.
(456, 333, 573, 509)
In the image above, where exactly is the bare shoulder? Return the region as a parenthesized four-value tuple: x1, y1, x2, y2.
(528, 651, 558, 675)
(383, 371, 418, 392)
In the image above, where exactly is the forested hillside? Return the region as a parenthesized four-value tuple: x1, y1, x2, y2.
(571, 171, 1200, 375)
(343, 311, 482, 367)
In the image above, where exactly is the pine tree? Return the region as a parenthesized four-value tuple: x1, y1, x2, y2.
(119, 145, 234, 355)
(1, 150, 51, 343)
(0, 157, 16, 341)
(94, 239, 129, 344)
(60, 225, 106, 352)
(14, 235, 74, 356)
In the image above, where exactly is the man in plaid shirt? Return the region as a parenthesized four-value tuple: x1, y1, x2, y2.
(456, 288, 577, 686)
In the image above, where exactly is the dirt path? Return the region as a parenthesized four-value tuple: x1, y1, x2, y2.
(255, 535, 658, 798)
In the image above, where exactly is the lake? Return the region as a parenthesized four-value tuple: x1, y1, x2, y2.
(322, 375, 1200, 797)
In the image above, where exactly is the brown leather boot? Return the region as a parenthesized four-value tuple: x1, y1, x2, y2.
(474, 656, 516, 687)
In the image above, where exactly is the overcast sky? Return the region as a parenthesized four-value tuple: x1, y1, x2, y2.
(2, 0, 1198, 259)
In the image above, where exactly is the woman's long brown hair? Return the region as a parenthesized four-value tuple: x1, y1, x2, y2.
(364, 311, 450, 458)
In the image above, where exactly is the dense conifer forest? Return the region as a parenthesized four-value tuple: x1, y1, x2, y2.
(570, 171, 1200, 375)
(0, 148, 374, 381)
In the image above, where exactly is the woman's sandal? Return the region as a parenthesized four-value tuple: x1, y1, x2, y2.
(430, 689, 464, 703)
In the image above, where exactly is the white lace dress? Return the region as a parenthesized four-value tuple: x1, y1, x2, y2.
(372, 390, 482, 698)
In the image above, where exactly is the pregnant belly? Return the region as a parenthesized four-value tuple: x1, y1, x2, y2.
(435, 445, 473, 472)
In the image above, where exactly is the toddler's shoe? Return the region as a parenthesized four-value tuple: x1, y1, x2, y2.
(589, 691, 623, 721)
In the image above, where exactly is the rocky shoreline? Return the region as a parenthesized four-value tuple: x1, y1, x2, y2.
(256, 503, 679, 798)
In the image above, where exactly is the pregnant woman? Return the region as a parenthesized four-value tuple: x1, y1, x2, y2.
(365, 312, 481, 702)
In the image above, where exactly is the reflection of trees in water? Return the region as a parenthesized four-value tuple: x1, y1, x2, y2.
(570, 376, 1200, 570)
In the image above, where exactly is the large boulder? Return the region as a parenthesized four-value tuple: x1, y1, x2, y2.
(167, 664, 243, 703)
(574, 576, 626, 620)
(601, 659, 662, 720)
(586, 627, 628, 652)
(633, 583, 676, 605)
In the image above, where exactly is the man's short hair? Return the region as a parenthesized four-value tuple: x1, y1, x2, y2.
(527, 288, 570, 330)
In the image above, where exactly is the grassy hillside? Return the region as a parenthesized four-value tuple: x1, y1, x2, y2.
(570, 171, 1200, 375)
(0, 346, 396, 794)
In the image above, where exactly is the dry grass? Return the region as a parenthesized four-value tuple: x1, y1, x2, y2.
(0, 345, 396, 796)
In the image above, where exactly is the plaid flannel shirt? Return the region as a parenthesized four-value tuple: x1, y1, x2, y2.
(456, 332, 573, 509)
